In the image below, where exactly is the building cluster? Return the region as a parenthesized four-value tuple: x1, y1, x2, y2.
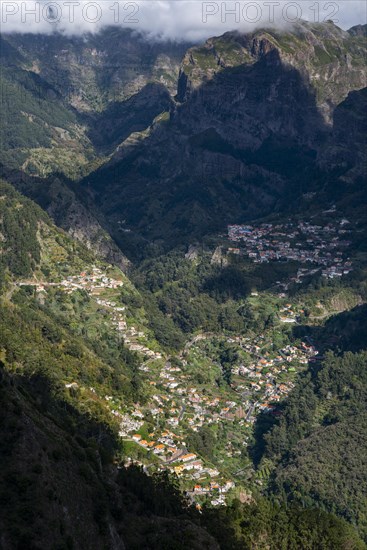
(227, 220, 353, 281)
(18, 266, 125, 294)
(117, 414, 144, 437)
(123, 417, 238, 505)
(230, 335, 316, 419)
(95, 297, 163, 359)
(19, 264, 320, 507)
(108, 321, 317, 506)
(18, 263, 166, 375)
(61, 267, 125, 293)
(20, 265, 163, 360)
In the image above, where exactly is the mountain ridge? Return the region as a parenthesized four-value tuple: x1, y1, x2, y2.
(1, 21, 367, 546)
(74, 22, 366, 256)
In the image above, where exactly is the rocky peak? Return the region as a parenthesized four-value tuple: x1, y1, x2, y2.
(250, 34, 277, 57)
(177, 22, 367, 122)
(348, 24, 367, 37)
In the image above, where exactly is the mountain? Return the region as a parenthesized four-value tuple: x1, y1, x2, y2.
(0, 28, 188, 177)
(177, 22, 366, 121)
(2, 28, 186, 110)
(78, 22, 367, 255)
(0, 164, 131, 271)
(1, 180, 365, 549)
(1, 22, 366, 256)
(1, 20, 367, 549)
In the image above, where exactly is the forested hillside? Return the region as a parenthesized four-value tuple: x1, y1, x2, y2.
(1, 19, 367, 550)
(252, 315, 367, 541)
(0, 182, 366, 549)
(0, 29, 187, 178)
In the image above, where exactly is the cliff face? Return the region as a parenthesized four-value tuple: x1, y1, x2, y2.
(0, 166, 131, 271)
(0, 28, 188, 176)
(1, 22, 366, 255)
(175, 47, 325, 151)
(81, 23, 366, 252)
(46, 181, 132, 272)
(319, 87, 367, 183)
(177, 22, 367, 123)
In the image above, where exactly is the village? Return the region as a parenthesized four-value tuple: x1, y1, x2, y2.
(15, 264, 318, 507)
(110, 326, 317, 506)
(17, 267, 164, 360)
(227, 219, 353, 285)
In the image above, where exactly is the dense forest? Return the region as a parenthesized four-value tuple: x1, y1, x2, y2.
(252, 332, 367, 541)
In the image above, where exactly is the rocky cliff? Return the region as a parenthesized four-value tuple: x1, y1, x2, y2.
(177, 22, 366, 123)
(0, 166, 131, 270)
(1, 22, 366, 257)
(80, 22, 366, 254)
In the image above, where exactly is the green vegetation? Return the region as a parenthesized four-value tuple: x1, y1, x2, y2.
(132, 250, 298, 350)
(1, 177, 366, 546)
(0, 181, 44, 280)
(253, 342, 367, 541)
(204, 498, 365, 550)
(0, 21, 366, 549)
(1, 178, 365, 548)
(314, 45, 334, 65)
(0, 179, 93, 283)
(0, 66, 95, 177)
(0, 29, 187, 177)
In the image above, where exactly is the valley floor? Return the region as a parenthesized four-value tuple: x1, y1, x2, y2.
(12, 264, 325, 507)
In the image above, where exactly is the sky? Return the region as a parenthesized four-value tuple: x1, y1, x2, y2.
(1, 0, 366, 40)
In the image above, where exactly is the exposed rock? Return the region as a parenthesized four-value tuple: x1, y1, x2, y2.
(0, 166, 131, 271)
(318, 87, 367, 182)
(211, 246, 228, 267)
(185, 244, 199, 261)
(79, 22, 366, 253)
(179, 22, 366, 123)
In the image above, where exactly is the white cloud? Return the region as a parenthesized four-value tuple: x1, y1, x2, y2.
(1, 0, 366, 40)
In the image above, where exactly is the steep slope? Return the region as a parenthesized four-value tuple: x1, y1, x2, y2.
(0, 36, 92, 178)
(1, 182, 364, 550)
(177, 21, 366, 122)
(3, 28, 187, 110)
(252, 306, 367, 541)
(0, 363, 226, 550)
(0, 180, 215, 548)
(319, 86, 367, 183)
(268, 350, 367, 540)
(0, 28, 188, 176)
(0, 178, 158, 418)
(0, 165, 131, 271)
(80, 22, 366, 256)
(0, 367, 124, 550)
